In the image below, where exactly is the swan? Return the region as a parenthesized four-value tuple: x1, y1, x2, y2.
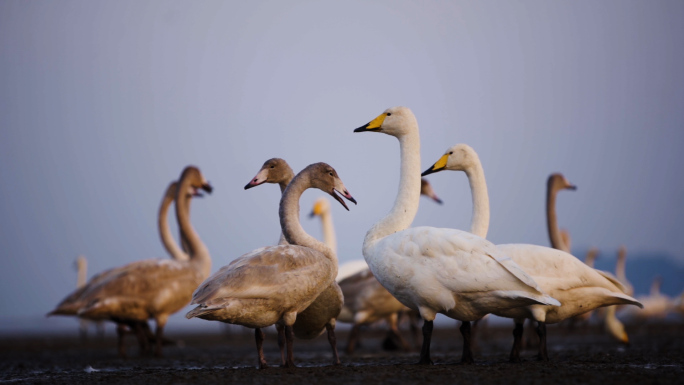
(421, 143, 643, 361)
(336, 178, 441, 283)
(73, 166, 213, 357)
(545, 174, 576, 253)
(615, 246, 634, 296)
(622, 277, 673, 322)
(243, 158, 344, 366)
(585, 248, 598, 268)
(48, 179, 202, 355)
(187, 163, 356, 369)
(354, 107, 560, 365)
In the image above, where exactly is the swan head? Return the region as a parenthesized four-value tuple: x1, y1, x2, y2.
(547, 173, 576, 193)
(353, 106, 417, 137)
(178, 166, 213, 198)
(422, 144, 480, 176)
(244, 158, 294, 189)
(301, 163, 357, 211)
(420, 178, 443, 204)
(309, 197, 331, 218)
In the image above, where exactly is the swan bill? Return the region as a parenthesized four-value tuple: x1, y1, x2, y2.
(330, 188, 356, 211)
(354, 113, 387, 132)
(421, 155, 449, 176)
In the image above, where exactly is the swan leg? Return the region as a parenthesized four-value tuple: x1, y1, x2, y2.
(276, 324, 286, 366)
(460, 321, 474, 364)
(154, 317, 168, 357)
(116, 323, 128, 358)
(79, 320, 88, 342)
(408, 312, 421, 349)
(509, 322, 524, 363)
(132, 322, 150, 355)
(284, 325, 297, 368)
(417, 320, 434, 365)
(255, 328, 269, 369)
(345, 324, 361, 355)
(325, 322, 341, 365)
(388, 313, 410, 351)
(536, 321, 549, 361)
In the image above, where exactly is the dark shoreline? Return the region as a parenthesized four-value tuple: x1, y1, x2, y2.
(1, 323, 682, 384)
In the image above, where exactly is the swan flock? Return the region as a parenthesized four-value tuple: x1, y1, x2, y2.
(50, 106, 648, 368)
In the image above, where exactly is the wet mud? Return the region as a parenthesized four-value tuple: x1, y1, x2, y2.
(1, 323, 682, 384)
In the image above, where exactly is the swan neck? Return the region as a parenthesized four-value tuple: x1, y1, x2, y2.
(319, 211, 337, 255)
(159, 191, 189, 261)
(546, 185, 567, 252)
(616, 252, 626, 280)
(364, 131, 421, 248)
(176, 182, 211, 278)
(465, 163, 490, 238)
(280, 173, 337, 271)
(276, 173, 295, 245)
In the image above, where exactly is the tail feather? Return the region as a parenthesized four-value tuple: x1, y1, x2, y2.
(605, 291, 643, 309)
(186, 305, 219, 319)
(595, 269, 629, 293)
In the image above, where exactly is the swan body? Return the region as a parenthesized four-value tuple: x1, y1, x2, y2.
(354, 107, 558, 364)
(422, 143, 643, 361)
(622, 277, 673, 321)
(74, 166, 213, 356)
(336, 260, 369, 282)
(243, 158, 344, 364)
(188, 163, 355, 368)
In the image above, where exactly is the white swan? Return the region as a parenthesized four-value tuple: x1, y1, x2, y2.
(335, 178, 441, 283)
(187, 163, 356, 369)
(354, 107, 560, 364)
(422, 143, 643, 361)
(73, 166, 213, 357)
(244, 158, 344, 366)
(615, 246, 634, 296)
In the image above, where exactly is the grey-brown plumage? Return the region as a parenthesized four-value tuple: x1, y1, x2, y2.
(188, 162, 355, 369)
(243, 158, 344, 365)
(70, 166, 213, 357)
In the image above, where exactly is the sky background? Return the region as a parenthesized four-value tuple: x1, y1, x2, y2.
(1, 1, 683, 330)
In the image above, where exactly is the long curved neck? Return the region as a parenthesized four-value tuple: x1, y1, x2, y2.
(159, 191, 189, 261)
(280, 173, 337, 272)
(364, 130, 422, 248)
(464, 162, 490, 238)
(277, 173, 295, 245)
(650, 278, 661, 296)
(546, 184, 568, 252)
(176, 182, 211, 278)
(319, 210, 337, 255)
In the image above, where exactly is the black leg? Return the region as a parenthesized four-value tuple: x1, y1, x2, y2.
(536, 322, 549, 361)
(255, 328, 269, 369)
(284, 325, 296, 368)
(460, 321, 474, 364)
(417, 320, 434, 365)
(326, 323, 341, 365)
(133, 322, 150, 355)
(509, 322, 524, 363)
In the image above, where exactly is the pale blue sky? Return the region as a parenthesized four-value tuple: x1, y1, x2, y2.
(1, 1, 683, 321)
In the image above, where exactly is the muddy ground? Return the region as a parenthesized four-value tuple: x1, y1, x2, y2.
(1, 322, 682, 384)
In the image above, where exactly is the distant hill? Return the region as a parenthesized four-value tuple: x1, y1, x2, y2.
(574, 249, 684, 297)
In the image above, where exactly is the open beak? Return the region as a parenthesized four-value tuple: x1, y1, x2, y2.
(330, 188, 357, 211)
(202, 183, 213, 194)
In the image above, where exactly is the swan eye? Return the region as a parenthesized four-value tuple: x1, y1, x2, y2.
(449, 151, 453, 155)
(270, 166, 275, 169)
(386, 113, 391, 116)
(329, 172, 333, 176)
